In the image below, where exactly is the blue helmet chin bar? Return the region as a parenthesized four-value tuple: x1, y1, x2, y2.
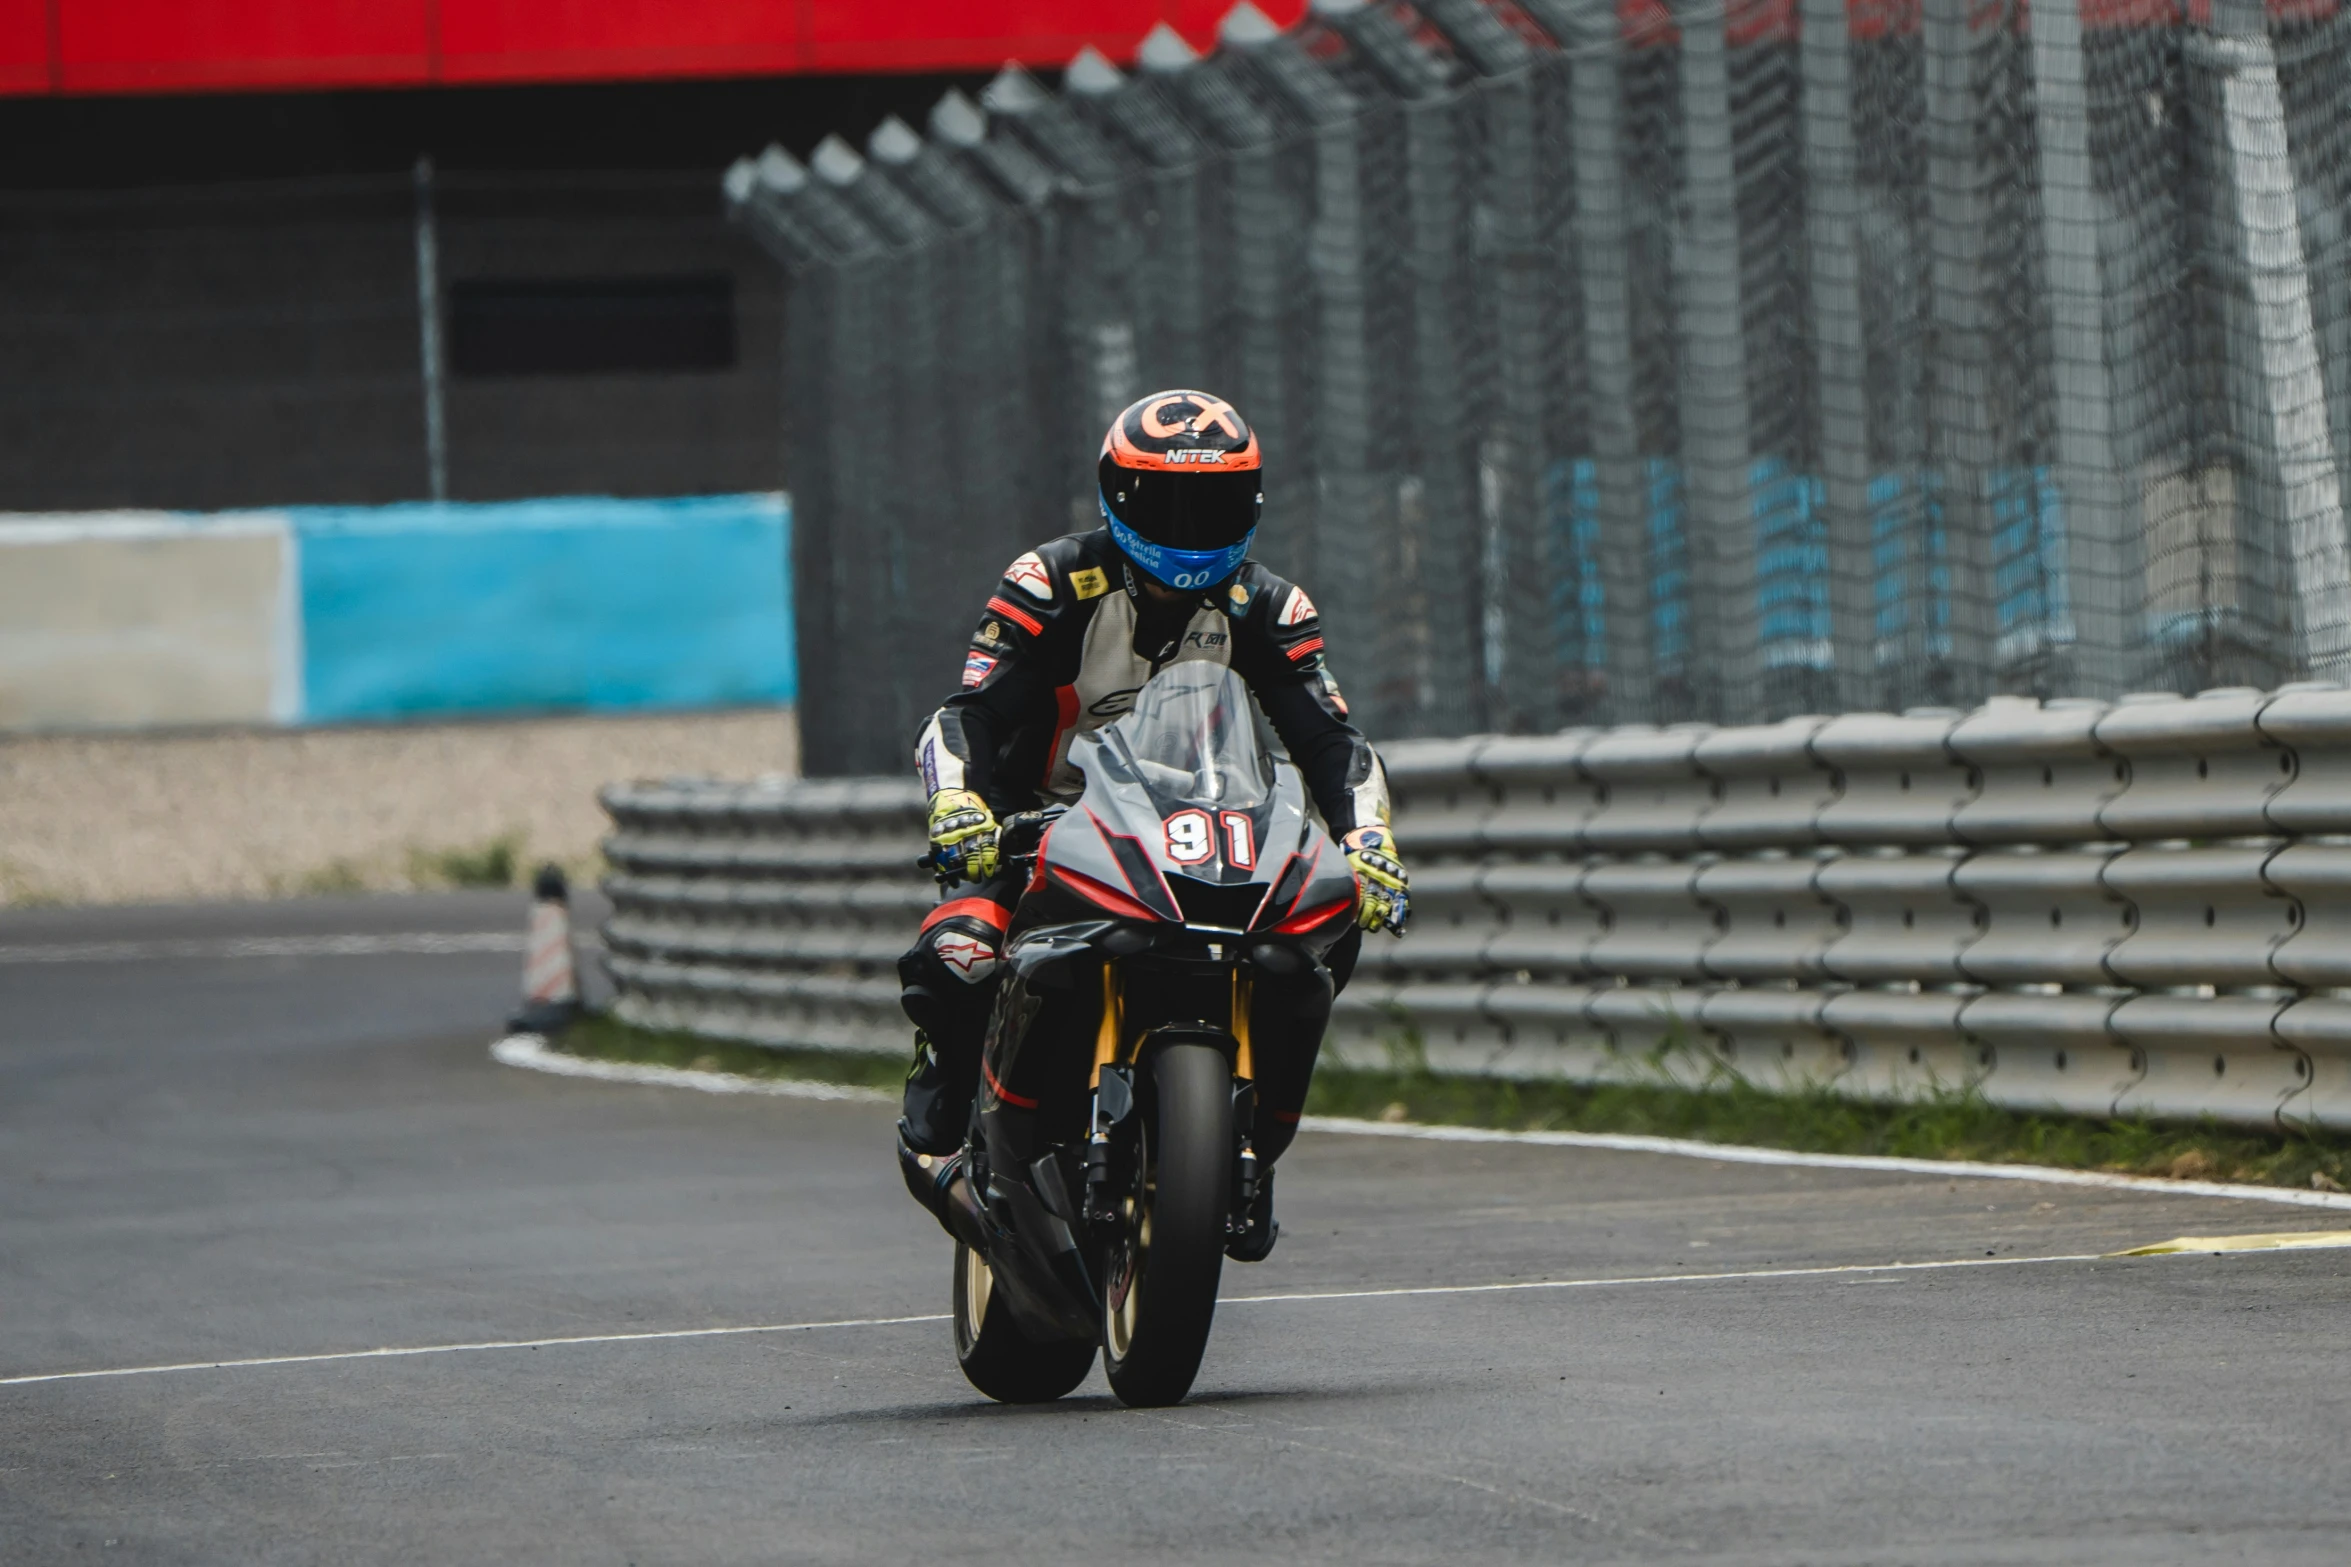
(1104, 502, 1256, 592)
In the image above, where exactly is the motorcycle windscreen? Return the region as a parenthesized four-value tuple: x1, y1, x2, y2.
(1092, 663, 1276, 819)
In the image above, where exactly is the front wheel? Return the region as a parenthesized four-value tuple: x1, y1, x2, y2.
(1102, 1043, 1234, 1407)
(953, 1241, 1096, 1403)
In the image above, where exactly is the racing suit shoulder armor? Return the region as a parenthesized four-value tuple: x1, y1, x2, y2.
(995, 533, 1119, 610)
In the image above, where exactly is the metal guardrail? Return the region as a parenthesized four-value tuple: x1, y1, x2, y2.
(601, 686, 2351, 1129)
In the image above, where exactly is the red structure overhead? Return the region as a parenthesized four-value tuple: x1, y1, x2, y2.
(3, 0, 2320, 96)
(0, 1, 1309, 97)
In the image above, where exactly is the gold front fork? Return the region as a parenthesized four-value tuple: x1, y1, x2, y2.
(1092, 959, 1124, 1087)
(1089, 961, 1252, 1077)
(1230, 967, 1255, 1083)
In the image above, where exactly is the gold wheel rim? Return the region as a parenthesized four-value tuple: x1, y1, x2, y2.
(1106, 1139, 1153, 1361)
(963, 1243, 993, 1338)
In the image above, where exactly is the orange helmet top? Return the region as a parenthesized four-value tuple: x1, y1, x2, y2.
(1101, 390, 1262, 473)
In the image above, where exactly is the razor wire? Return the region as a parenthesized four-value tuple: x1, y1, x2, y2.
(727, 0, 2351, 779)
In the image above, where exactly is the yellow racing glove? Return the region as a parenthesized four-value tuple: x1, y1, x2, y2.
(1342, 825, 1410, 936)
(925, 788, 1001, 885)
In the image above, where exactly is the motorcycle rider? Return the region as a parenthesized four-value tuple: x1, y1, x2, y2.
(897, 390, 1409, 1256)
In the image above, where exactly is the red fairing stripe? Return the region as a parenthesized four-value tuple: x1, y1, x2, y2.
(1284, 635, 1325, 662)
(1273, 894, 1355, 934)
(1255, 844, 1322, 930)
(985, 596, 1043, 636)
(920, 896, 1012, 935)
(1052, 865, 1165, 923)
(983, 1060, 1039, 1111)
(1087, 806, 1183, 920)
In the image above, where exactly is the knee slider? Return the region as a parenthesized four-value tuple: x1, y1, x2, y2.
(923, 920, 1002, 985)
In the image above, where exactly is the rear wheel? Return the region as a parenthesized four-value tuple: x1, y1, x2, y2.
(1102, 1042, 1233, 1407)
(953, 1241, 1096, 1403)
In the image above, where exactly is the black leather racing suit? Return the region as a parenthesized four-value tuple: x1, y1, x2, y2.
(898, 527, 1391, 1161)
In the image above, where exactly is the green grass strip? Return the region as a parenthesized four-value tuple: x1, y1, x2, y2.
(551, 1014, 2351, 1193)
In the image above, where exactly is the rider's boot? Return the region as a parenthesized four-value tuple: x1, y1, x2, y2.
(1224, 1167, 1278, 1262)
(897, 1029, 977, 1158)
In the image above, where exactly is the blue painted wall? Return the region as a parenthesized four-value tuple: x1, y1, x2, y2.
(292, 493, 793, 723)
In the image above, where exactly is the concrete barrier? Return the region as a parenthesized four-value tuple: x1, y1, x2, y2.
(0, 513, 299, 730)
(0, 493, 791, 733)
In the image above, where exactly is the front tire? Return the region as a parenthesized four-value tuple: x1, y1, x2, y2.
(1102, 1042, 1234, 1407)
(953, 1241, 1096, 1403)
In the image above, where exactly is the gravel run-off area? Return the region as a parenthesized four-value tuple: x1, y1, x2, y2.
(0, 708, 798, 906)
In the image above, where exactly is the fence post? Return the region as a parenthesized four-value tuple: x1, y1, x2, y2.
(867, 114, 1024, 606)
(2031, 0, 2138, 699)
(412, 156, 449, 504)
(1225, 12, 1394, 730)
(1672, 0, 1761, 722)
(1425, 0, 1556, 733)
(2190, 0, 2351, 682)
(984, 65, 1137, 527)
(1547, 0, 1653, 723)
(1319, 0, 1487, 736)
(1068, 39, 1215, 394)
(1798, 0, 1877, 714)
(1152, 21, 1312, 585)
(1922, 0, 1999, 702)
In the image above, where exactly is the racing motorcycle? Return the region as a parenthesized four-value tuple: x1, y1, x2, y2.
(899, 662, 1361, 1408)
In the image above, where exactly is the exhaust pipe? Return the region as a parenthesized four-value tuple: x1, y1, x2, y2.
(897, 1140, 990, 1252)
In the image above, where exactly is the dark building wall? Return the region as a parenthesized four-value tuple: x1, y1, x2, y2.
(3, 180, 424, 509)
(0, 71, 980, 513)
(434, 173, 784, 504)
(1, 172, 785, 510)
(0, 173, 782, 509)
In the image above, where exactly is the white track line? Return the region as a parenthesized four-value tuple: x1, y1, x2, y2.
(491, 1034, 891, 1101)
(1225, 1251, 2110, 1307)
(489, 1036, 2351, 1211)
(0, 1314, 951, 1388)
(5, 1249, 2205, 1390)
(0, 933, 527, 964)
(1297, 1116, 2351, 1212)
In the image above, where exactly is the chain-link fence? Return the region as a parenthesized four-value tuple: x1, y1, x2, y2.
(729, 0, 2351, 776)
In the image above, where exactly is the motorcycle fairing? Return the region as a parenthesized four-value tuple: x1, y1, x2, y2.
(1007, 665, 1357, 957)
(961, 665, 1358, 1343)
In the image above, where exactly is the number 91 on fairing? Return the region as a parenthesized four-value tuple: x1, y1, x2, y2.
(1163, 808, 1256, 870)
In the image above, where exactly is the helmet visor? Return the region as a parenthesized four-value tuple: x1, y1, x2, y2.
(1105, 513, 1255, 591)
(1098, 464, 1262, 552)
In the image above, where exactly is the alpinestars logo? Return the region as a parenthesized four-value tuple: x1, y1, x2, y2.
(1278, 586, 1318, 628)
(933, 934, 998, 981)
(1004, 552, 1053, 601)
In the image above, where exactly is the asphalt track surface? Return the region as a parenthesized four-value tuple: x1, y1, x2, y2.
(6, 894, 2351, 1564)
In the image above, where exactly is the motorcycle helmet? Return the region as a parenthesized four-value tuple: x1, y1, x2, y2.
(1098, 390, 1264, 591)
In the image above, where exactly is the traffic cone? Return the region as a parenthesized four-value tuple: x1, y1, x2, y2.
(508, 864, 581, 1035)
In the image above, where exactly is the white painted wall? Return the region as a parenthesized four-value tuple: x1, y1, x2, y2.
(0, 512, 299, 732)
